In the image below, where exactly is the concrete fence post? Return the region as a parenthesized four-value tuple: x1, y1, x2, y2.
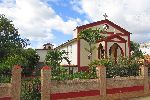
(11, 65, 22, 100)
(41, 66, 51, 100)
(140, 65, 149, 93)
(96, 66, 106, 98)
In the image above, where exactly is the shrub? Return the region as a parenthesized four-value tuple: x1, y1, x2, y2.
(89, 57, 141, 78)
(21, 77, 41, 100)
(51, 70, 97, 81)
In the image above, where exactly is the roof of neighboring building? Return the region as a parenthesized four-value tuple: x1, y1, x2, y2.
(43, 43, 54, 46)
(76, 19, 131, 35)
(140, 42, 150, 48)
(55, 38, 77, 49)
(35, 49, 50, 50)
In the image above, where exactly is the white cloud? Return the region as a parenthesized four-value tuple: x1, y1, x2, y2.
(70, 0, 84, 14)
(71, 0, 150, 42)
(0, 0, 82, 48)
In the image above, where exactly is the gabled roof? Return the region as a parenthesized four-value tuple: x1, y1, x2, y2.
(76, 19, 130, 35)
(97, 34, 127, 43)
(55, 38, 77, 49)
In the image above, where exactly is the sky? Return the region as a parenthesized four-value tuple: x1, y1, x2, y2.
(0, 0, 150, 49)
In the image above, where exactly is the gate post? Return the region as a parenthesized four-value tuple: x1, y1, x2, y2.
(41, 66, 51, 100)
(140, 65, 149, 93)
(11, 65, 22, 100)
(96, 66, 106, 98)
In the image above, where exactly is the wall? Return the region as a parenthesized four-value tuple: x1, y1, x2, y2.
(0, 83, 11, 99)
(80, 39, 98, 66)
(40, 65, 150, 100)
(60, 41, 77, 66)
(50, 79, 100, 100)
(48, 76, 147, 100)
(107, 77, 144, 89)
(106, 77, 144, 95)
(0, 65, 22, 100)
(36, 50, 49, 62)
(51, 79, 99, 94)
(1, 65, 148, 100)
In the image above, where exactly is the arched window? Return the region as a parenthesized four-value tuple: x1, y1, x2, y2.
(98, 43, 105, 59)
(48, 46, 51, 49)
(109, 43, 124, 60)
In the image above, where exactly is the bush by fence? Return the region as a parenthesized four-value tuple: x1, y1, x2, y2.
(21, 77, 41, 100)
(89, 57, 141, 78)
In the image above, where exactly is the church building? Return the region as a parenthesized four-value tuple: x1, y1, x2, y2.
(55, 18, 131, 71)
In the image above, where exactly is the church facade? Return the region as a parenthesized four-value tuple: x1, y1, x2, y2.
(55, 19, 131, 71)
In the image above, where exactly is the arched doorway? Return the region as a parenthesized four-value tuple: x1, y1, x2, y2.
(109, 43, 124, 60)
(98, 43, 105, 59)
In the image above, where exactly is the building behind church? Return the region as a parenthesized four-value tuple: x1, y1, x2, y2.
(36, 43, 54, 67)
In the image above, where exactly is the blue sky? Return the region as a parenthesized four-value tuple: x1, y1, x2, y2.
(0, 0, 150, 49)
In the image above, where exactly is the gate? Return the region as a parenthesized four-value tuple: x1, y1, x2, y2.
(21, 77, 41, 100)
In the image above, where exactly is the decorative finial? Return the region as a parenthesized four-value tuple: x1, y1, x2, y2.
(103, 13, 108, 20)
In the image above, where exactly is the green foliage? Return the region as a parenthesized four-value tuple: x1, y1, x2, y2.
(52, 71, 97, 81)
(0, 48, 39, 76)
(0, 14, 29, 60)
(0, 75, 11, 83)
(90, 57, 141, 78)
(46, 50, 70, 67)
(45, 49, 70, 76)
(1, 54, 27, 68)
(21, 77, 41, 100)
(51, 67, 97, 81)
(78, 28, 104, 61)
(130, 41, 144, 59)
(21, 48, 40, 76)
(0, 54, 26, 82)
(23, 48, 40, 67)
(78, 28, 104, 44)
(0, 15, 39, 76)
(45, 49, 97, 81)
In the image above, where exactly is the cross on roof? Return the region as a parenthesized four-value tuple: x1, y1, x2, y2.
(103, 13, 108, 20)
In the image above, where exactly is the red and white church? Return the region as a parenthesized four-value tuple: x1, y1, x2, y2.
(55, 18, 131, 72)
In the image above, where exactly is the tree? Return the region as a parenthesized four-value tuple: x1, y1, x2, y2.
(45, 50, 70, 76)
(0, 54, 27, 76)
(0, 14, 29, 60)
(21, 48, 40, 76)
(130, 41, 143, 59)
(78, 28, 104, 62)
(23, 48, 39, 67)
(0, 48, 39, 76)
(0, 15, 40, 76)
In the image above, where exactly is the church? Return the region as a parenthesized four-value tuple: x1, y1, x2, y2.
(55, 18, 131, 72)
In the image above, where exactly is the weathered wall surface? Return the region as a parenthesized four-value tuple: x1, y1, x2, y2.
(36, 50, 49, 62)
(107, 77, 144, 89)
(51, 79, 100, 94)
(0, 83, 11, 98)
(50, 76, 147, 100)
